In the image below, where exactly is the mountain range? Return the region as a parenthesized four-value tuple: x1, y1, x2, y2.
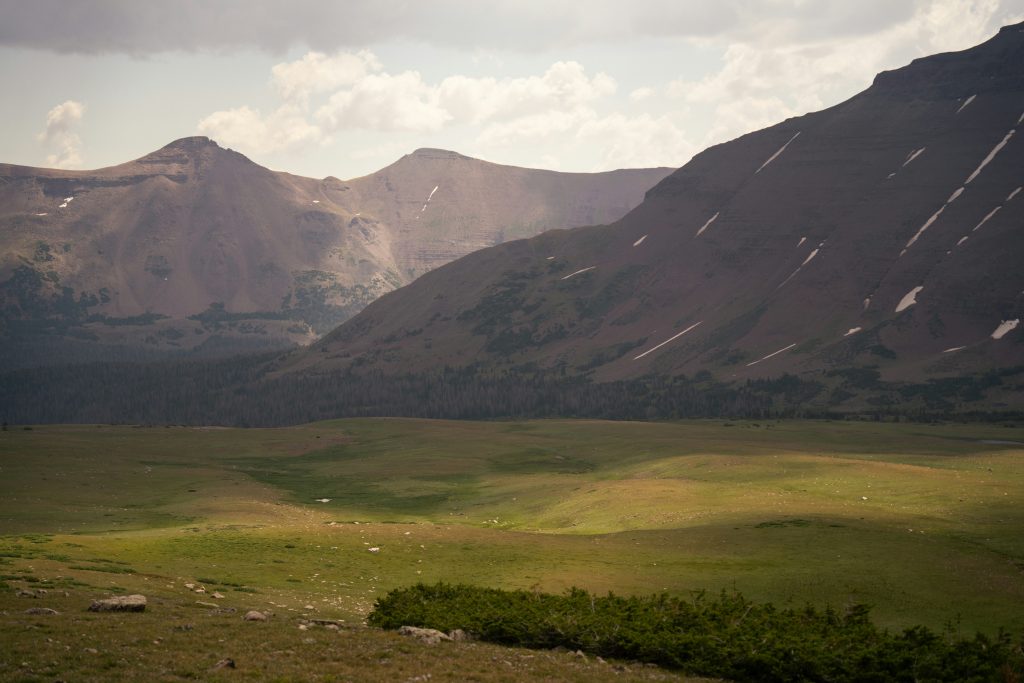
(0, 141, 670, 367)
(2, 23, 1023, 425)
(281, 21, 1024, 414)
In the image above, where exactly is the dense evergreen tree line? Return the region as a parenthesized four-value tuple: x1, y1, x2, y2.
(1, 353, 1021, 426)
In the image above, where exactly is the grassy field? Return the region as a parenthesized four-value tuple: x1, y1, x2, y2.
(1, 418, 1023, 680)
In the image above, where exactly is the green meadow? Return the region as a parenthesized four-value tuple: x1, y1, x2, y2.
(1, 418, 1022, 680)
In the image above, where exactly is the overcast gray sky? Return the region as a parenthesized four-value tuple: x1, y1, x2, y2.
(2, 0, 1022, 178)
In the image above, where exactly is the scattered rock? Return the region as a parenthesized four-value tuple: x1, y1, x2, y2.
(368, 547, 381, 553)
(310, 618, 346, 628)
(243, 610, 267, 622)
(17, 590, 40, 598)
(84, 648, 98, 654)
(24, 607, 59, 615)
(211, 592, 225, 599)
(398, 625, 452, 644)
(88, 595, 147, 612)
(214, 607, 237, 615)
(303, 604, 315, 610)
(184, 583, 195, 590)
(573, 649, 587, 660)
(196, 601, 219, 608)
(194, 587, 206, 594)
(448, 629, 472, 642)
(173, 624, 194, 632)
(212, 658, 236, 670)
(298, 624, 308, 631)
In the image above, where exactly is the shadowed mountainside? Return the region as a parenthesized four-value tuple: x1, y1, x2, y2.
(0, 141, 670, 367)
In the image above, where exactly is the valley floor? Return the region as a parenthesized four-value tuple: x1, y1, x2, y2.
(1, 418, 1022, 680)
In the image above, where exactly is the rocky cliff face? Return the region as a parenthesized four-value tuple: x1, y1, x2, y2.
(0, 140, 670, 367)
(295, 23, 1024, 408)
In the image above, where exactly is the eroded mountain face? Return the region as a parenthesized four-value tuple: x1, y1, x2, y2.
(0, 140, 670, 367)
(299, 23, 1024, 396)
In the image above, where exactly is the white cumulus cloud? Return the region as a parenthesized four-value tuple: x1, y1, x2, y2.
(38, 99, 85, 169)
(197, 103, 322, 155)
(271, 50, 382, 103)
(668, 0, 1014, 149)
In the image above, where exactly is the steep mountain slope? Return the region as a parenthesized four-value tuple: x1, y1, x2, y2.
(296, 23, 1024, 409)
(0, 141, 670, 367)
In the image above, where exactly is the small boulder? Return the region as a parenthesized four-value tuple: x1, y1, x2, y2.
(243, 610, 267, 622)
(398, 625, 452, 645)
(212, 658, 236, 670)
(211, 592, 225, 599)
(448, 629, 472, 642)
(88, 595, 147, 612)
(24, 607, 59, 615)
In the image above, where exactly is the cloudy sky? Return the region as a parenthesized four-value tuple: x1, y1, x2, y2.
(2, 0, 1022, 179)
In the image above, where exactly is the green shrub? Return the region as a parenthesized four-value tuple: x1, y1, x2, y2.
(369, 583, 1022, 682)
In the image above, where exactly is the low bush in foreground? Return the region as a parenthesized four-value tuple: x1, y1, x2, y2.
(369, 583, 1023, 682)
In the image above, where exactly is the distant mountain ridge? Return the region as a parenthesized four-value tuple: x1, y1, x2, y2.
(283, 21, 1024, 414)
(0, 140, 671, 367)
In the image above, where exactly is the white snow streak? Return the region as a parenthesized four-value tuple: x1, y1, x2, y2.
(965, 130, 1015, 185)
(34, 212, 48, 216)
(903, 205, 945, 251)
(420, 185, 439, 212)
(755, 132, 800, 174)
(956, 95, 976, 114)
(863, 297, 871, 310)
(546, 256, 555, 260)
(778, 245, 823, 289)
(561, 266, 595, 280)
(1018, 111, 1024, 126)
(946, 186, 965, 204)
(64, 197, 73, 202)
(943, 346, 967, 353)
(312, 200, 320, 204)
(991, 319, 1020, 340)
(844, 327, 862, 337)
(694, 212, 719, 237)
(887, 172, 896, 179)
(633, 235, 647, 247)
(633, 321, 703, 360)
(956, 236, 969, 246)
(903, 148, 926, 167)
(58, 202, 68, 208)
(746, 343, 797, 367)
(797, 237, 807, 248)
(1007, 187, 1022, 202)
(895, 286, 924, 313)
(971, 206, 1000, 232)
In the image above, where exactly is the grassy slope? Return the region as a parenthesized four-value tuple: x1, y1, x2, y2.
(1, 419, 1023, 679)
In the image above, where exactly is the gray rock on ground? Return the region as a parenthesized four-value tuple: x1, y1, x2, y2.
(398, 625, 452, 644)
(88, 595, 147, 612)
(243, 610, 267, 621)
(24, 607, 59, 615)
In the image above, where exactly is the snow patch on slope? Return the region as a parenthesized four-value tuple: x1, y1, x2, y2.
(755, 132, 800, 174)
(902, 148, 926, 167)
(694, 212, 719, 237)
(633, 235, 647, 247)
(561, 266, 595, 280)
(746, 343, 797, 367)
(895, 286, 924, 313)
(965, 130, 1015, 185)
(956, 95, 976, 114)
(991, 319, 1020, 340)
(633, 321, 703, 360)
(844, 327, 862, 337)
